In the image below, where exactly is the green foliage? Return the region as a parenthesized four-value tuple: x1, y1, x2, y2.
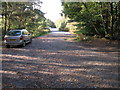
(75, 33, 93, 41)
(62, 2, 120, 40)
(32, 31, 49, 38)
(46, 19, 56, 28)
(55, 17, 68, 31)
(1, 2, 54, 40)
(59, 21, 67, 31)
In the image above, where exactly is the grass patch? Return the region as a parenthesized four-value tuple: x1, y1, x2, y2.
(32, 31, 50, 38)
(75, 35, 94, 42)
(64, 38, 75, 41)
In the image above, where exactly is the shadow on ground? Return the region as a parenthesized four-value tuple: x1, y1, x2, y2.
(2, 32, 119, 88)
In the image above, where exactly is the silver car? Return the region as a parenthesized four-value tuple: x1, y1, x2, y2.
(4, 29, 32, 48)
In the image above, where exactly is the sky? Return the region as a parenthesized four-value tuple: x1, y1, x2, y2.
(40, 0, 63, 22)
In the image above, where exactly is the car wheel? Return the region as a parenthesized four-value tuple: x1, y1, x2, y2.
(22, 41, 26, 47)
(6, 45, 10, 48)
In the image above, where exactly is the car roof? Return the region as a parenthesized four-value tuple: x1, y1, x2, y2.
(9, 29, 27, 31)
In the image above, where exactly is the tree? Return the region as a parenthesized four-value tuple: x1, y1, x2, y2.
(46, 19, 56, 28)
(62, 2, 120, 40)
(1, 1, 50, 39)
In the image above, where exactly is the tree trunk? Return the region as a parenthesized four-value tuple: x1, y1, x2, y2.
(82, 2, 100, 35)
(4, 3, 8, 35)
(117, 2, 120, 40)
(100, 3, 107, 36)
(105, 4, 109, 35)
(110, 2, 114, 39)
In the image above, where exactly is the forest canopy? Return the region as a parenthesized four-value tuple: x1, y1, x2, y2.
(62, 2, 120, 40)
(1, 2, 56, 39)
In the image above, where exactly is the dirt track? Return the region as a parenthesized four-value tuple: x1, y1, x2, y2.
(2, 31, 119, 88)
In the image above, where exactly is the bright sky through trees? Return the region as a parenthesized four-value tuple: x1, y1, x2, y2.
(40, 0, 62, 22)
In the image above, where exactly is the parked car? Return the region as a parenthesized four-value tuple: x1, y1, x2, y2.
(4, 29, 32, 48)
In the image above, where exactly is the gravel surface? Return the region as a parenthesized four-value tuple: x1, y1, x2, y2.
(2, 31, 119, 88)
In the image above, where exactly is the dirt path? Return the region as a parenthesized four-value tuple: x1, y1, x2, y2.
(2, 31, 119, 88)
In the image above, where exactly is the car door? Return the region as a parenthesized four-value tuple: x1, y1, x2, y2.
(27, 32, 31, 40)
(22, 31, 28, 41)
(25, 31, 31, 42)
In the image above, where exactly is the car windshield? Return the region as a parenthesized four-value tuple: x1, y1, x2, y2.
(7, 31, 21, 36)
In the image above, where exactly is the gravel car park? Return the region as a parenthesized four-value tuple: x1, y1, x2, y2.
(2, 31, 119, 88)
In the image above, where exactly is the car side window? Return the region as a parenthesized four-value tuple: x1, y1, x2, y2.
(22, 31, 28, 35)
(26, 32, 29, 35)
